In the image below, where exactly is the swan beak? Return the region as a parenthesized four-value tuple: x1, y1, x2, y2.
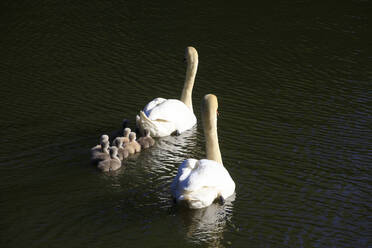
(216, 110, 220, 117)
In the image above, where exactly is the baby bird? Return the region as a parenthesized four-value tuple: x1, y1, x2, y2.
(112, 137, 129, 160)
(121, 127, 131, 146)
(123, 132, 141, 155)
(97, 147, 122, 172)
(114, 127, 131, 147)
(91, 134, 109, 151)
(138, 128, 155, 149)
(91, 135, 110, 162)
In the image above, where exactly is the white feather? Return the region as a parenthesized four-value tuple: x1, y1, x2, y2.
(137, 98, 196, 137)
(171, 159, 235, 209)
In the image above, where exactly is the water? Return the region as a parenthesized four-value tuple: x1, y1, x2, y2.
(0, 0, 370, 247)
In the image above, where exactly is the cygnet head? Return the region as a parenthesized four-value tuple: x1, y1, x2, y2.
(129, 132, 137, 141)
(110, 146, 118, 158)
(123, 128, 131, 137)
(113, 138, 123, 148)
(100, 134, 109, 143)
(101, 140, 109, 150)
(184, 46, 198, 65)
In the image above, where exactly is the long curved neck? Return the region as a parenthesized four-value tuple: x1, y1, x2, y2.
(180, 59, 198, 112)
(203, 111, 223, 164)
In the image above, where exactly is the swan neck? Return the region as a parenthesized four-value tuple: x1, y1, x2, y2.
(180, 59, 198, 112)
(203, 112, 223, 164)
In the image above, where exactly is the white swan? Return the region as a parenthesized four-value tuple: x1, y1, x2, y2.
(136, 46, 198, 137)
(171, 94, 235, 209)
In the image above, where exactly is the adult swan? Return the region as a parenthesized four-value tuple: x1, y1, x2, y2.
(136, 47, 198, 137)
(171, 94, 236, 209)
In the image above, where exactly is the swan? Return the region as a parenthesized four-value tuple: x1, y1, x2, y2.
(171, 94, 235, 209)
(138, 128, 155, 149)
(97, 147, 122, 172)
(136, 46, 198, 137)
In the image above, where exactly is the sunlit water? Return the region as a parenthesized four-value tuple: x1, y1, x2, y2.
(0, 0, 370, 247)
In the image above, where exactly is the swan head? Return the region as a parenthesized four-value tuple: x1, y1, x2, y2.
(184, 46, 198, 65)
(123, 128, 131, 137)
(129, 132, 137, 141)
(110, 146, 118, 158)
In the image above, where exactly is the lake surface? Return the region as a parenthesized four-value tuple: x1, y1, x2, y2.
(0, 0, 370, 247)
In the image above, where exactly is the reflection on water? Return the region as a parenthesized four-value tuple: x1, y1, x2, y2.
(137, 127, 200, 207)
(96, 126, 201, 207)
(175, 196, 235, 247)
(96, 126, 237, 247)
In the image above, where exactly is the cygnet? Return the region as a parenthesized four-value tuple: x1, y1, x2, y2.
(97, 146, 122, 172)
(138, 128, 155, 149)
(91, 138, 110, 162)
(112, 137, 129, 160)
(123, 132, 141, 155)
(91, 134, 109, 151)
(121, 128, 131, 146)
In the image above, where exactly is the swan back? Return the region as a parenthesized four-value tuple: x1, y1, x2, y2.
(137, 99, 196, 137)
(172, 159, 235, 209)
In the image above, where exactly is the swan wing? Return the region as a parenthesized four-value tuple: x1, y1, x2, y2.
(147, 99, 196, 132)
(137, 111, 176, 137)
(138, 99, 196, 137)
(143, 97, 167, 116)
(171, 159, 198, 198)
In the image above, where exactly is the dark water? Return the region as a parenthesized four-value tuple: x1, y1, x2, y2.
(0, 0, 370, 247)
